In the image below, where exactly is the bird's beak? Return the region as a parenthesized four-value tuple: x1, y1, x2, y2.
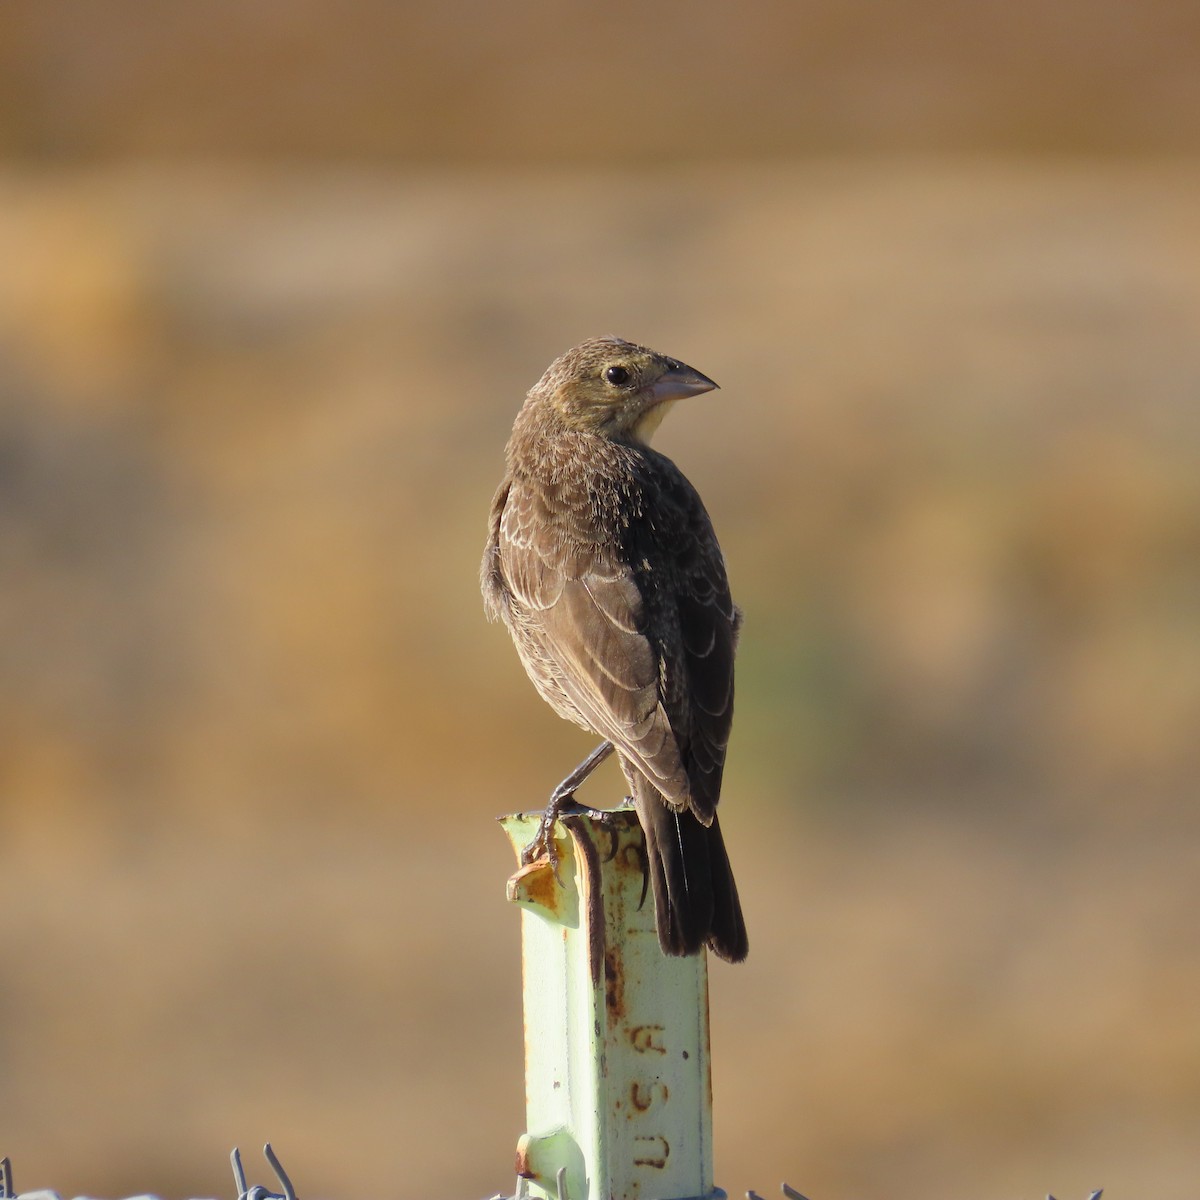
(650, 360, 720, 403)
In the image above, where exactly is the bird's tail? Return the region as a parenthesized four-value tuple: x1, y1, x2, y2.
(632, 775, 748, 963)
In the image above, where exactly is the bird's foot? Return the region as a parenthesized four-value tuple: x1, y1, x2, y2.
(520, 742, 618, 878)
(521, 790, 583, 876)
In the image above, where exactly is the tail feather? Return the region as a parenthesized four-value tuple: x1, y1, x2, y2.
(632, 775, 748, 963)
(704, 813, 748, 962)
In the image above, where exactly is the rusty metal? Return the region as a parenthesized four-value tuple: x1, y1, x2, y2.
(507, 857, 569, 921)
(514, 1139, 535, 1180)
(562, 809, 607, 984)
(502, 807, 718, 1200)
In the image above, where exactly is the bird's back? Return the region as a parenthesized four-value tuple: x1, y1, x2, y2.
(484, 416, 739, 824)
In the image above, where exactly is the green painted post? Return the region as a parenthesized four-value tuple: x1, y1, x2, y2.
(501, 808, 722, 1200)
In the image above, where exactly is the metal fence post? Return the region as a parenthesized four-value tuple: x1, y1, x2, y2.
(501, 808, 722, 1200)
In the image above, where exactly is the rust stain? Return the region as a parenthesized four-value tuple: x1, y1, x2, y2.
(514, 1143, 535, 1179)
(630, 1079, 668, 1111)
(632, 1135, 669, 1169)
(563, 814, 605, 984)
(507, 857, 561, 916)
(604, 947, 626, 1021)
(629, 1024, 666, 1054)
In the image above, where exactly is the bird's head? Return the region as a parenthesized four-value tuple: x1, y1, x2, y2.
(532, 336, 719, 444)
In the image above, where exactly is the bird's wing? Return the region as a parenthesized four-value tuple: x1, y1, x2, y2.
(498, 470, 738, 821)
(642, 467, 739, 824)
(497, 479, 694, 806)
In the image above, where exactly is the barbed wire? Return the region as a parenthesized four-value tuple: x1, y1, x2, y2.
(0, 1150, 1106, 1200)
(230, 1145, 297, 1200)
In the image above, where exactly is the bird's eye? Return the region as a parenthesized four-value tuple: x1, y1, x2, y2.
(604, 365, 631, 387)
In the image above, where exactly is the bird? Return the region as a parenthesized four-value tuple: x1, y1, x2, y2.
(481, 336, 747, 962)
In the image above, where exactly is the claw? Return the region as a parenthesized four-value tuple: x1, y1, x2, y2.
(520, 823, 553, 870)
(522, 794, 573, 880)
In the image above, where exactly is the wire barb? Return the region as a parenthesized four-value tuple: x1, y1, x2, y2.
(230, 1143, 298, 1200)
(230, 1148, 248, 1199)
(263, 1143, 297, 1200)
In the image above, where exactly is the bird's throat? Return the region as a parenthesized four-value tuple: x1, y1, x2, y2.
(630, 399, 676, 445)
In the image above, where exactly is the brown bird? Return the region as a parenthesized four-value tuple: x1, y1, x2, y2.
(482, 336, 748, 962)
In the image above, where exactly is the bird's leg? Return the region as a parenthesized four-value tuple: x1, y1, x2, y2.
(522, 740, 615, 869)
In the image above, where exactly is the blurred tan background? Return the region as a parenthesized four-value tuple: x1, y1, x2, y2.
(2, 3, 1199, 1198)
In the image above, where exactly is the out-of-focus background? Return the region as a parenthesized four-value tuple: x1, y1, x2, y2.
(2, 3, 1199, 1198)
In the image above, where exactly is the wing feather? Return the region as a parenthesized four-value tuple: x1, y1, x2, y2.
(487, 451, 738, 825)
